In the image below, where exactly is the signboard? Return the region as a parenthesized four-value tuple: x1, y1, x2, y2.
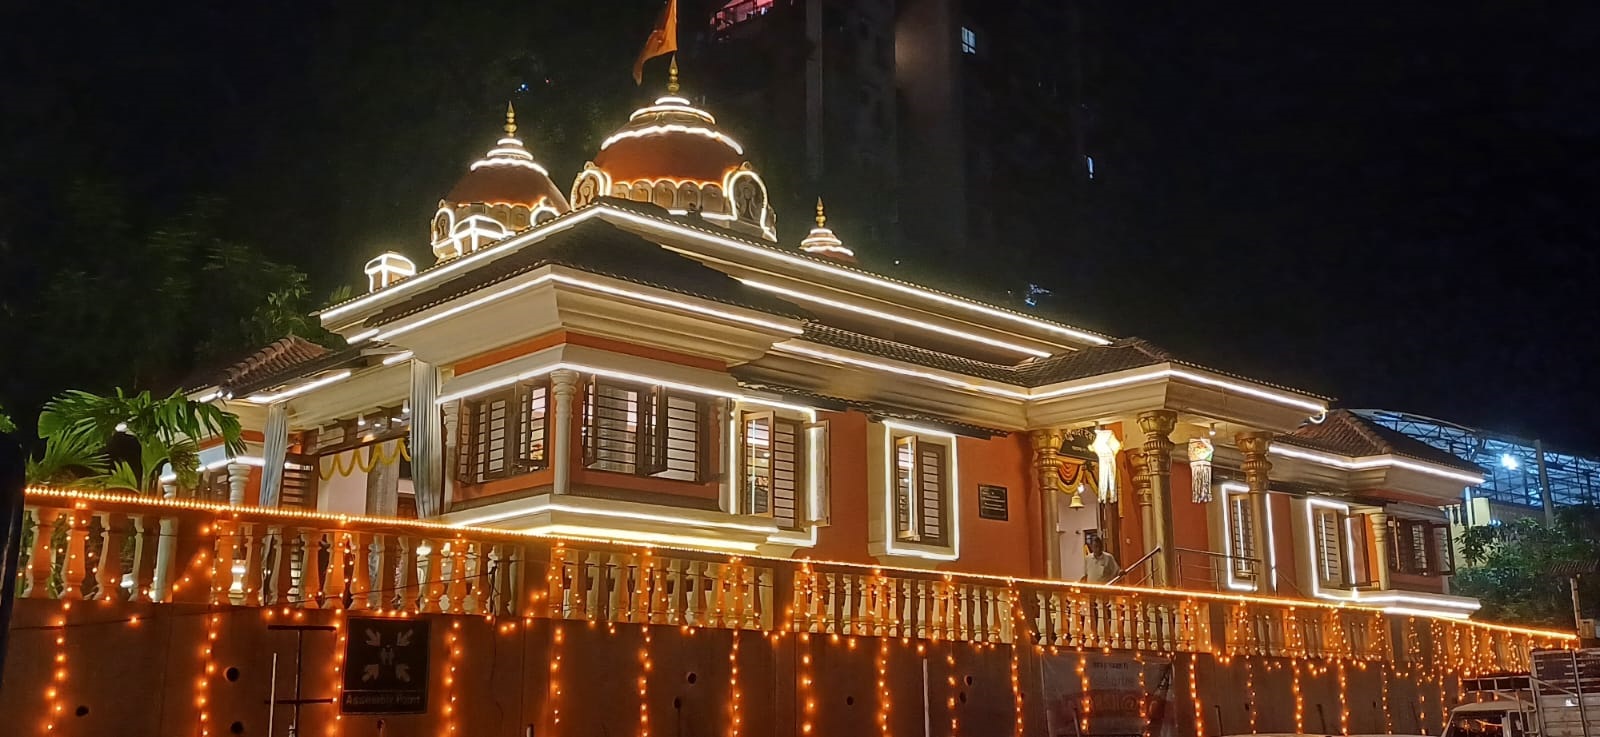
(978, 484, 1009, 521)
(341, 617, 431, 715)
(1041, 651, 1176, 737)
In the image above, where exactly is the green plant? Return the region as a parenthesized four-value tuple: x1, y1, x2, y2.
(31, 388, 244, 494)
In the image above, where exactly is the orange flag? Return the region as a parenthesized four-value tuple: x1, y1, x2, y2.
(632, 0, 679, 84)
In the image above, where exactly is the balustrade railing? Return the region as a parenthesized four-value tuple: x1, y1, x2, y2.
(11, 489, 1567, 666)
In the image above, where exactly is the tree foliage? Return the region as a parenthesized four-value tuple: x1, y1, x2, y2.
(1453, 506, 1600, 628)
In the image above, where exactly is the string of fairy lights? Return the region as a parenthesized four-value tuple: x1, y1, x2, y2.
(17, 489, 1582, 737)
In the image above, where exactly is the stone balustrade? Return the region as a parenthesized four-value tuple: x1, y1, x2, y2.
(13, 487, 1568, 670)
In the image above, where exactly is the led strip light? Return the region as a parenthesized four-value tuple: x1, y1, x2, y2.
(320, 204, 1109, 349)
(739, 278, 1053, 358)
(1270, 444, 1483, 485)
(372, 271, 801, 342)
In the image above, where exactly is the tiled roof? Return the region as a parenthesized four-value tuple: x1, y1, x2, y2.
(1281, 409, 1484, 474)
(367, 216, 806, 328)
(183, 336, 333, 394)
(734, 380, 1011, 438)
(1011, 338, 1172, 385)
(794, 327, 1322, 400)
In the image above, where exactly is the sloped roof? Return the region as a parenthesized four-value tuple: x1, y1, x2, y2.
(367, 216, 807, 328)
(183, 336, 336, 394)
(1281, 409, 1484, 474)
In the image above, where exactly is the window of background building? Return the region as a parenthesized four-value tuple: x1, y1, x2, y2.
(893, 434, 949, 545)
(960, 26, 977, 55)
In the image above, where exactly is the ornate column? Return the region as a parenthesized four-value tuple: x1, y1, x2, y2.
(1128, 447, 1153, 581)
(226, 462, 251, 506)
(1235, 431, 1276, 593)
(1030, 428, 1066, 579)
(1138, 410, 1178, 588)
(550, 369, 580, 494)
(1369, 512, 1392, 591)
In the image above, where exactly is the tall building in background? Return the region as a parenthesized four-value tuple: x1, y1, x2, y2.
(684, 0, 1095, 297)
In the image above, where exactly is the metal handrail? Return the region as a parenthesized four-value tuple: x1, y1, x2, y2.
(1106, 546, 1161, 586)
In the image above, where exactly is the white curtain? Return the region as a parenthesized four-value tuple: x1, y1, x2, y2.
(258, 402, 289, 507)
(410, 360, 443, 518)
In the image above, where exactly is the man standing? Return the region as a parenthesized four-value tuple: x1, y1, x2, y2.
(1082, 534, 1122, 584)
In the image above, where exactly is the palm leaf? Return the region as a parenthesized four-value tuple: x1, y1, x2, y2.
(25, 428, 111, 486)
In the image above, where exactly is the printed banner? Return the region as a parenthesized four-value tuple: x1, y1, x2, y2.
(1040, 651, 1175, 737)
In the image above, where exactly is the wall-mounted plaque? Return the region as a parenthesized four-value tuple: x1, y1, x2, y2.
(978, 484, 1009, 521)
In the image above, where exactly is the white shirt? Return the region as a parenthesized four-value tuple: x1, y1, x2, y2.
(1084, 552, 1120, 583)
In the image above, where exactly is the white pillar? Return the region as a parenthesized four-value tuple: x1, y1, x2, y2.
(551, 369, 580, 494)
(154, 479, 179, 600)
(1370, 512, 1392, 591)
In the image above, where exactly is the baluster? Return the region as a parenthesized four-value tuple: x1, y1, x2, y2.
(578, 551, 600, 621)
(93, 512, 124, 602)
(31, 509, 61, 598)
(822, 573, 838, 635)
(553, 548, 573, 619)
(676, 560, 695, 626)
(464, 542, 485, 615)
(835, 574, 851, 635)
(483, 544, 503, 616)
(240, 523, 263, 607)
(666, 558, 685, 625)
(737, 565, 755, 630)
(58, 510, 91, 600)
(416, 538, 442, 613)
(443, 542, 465, 614)
(212, 519, 239, 605)
(293, 529, 320, 608)
(651, 560, 669, 624)
(264, 527, 290, 606)
(1134, 601, 1148, 650)
(387, 535, 409, 611)
(323, 532, 350, 609)
(705, 562, 725, 628)
(988, 588, 1003, 643)
(999, 589, 1014, 644)
(757, 569, 773, 631)
(346, 533, 371, 611)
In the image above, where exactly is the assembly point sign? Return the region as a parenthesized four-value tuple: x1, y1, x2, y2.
(340, 617, 431, 715)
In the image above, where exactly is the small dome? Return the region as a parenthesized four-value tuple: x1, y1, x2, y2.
(432, 104, 571, 262)
(799, 199, 855, 264)
(574, 64, 777, 241)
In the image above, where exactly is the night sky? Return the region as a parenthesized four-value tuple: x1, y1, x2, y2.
(3, 2, 1598, 451)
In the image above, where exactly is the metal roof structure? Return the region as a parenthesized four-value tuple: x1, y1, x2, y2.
(1356, 409, 1600, 509)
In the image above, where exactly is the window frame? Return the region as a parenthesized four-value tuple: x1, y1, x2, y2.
(1311, 506, 1350, 589)
(892, 432, 951, 547)
(581, 376, 709, 483)
(1226, 488, 1258, 579)
(739, 410, 806, 530)
(456, 380, 550, 485)
(1388, 518, 1455, 576)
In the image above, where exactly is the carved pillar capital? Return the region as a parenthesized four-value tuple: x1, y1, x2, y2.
(1234, 430, 1277, 593)
(551, 369, 580, 397)
(1234, 431, 1274, 491)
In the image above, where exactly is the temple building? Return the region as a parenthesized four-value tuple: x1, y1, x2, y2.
(4, 64, 1575, 737)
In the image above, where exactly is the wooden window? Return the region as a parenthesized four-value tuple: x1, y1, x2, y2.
(582, 378, 705, 482)
(456, 381, 548, 484)
(1228, 490, 1257, 578)
(742, 412, 803, 529)
(1313, 507, 1348, 588)
(893, 434, 949, 546)
(1388, 518, 1454, 576)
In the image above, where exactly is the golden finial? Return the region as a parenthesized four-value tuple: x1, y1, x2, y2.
(504, 102, 518, 136)
(667, 55, 680, 95)
(814, 197, 827, 228)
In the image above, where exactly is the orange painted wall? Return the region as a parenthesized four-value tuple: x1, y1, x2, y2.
(946, 433, 1038, 578)
(1168, 460, 1210, 553)
(1269, 493, 1300, 592)
(807, 410, 871, 563)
